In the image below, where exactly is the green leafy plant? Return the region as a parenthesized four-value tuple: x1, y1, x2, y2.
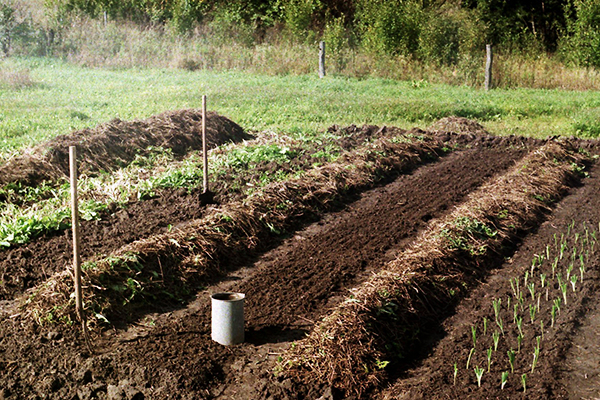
(521, 373, 527, 393)
(529, 304, 536, 324)
(471, 325, 477, 348)
(527, 282, 535, 301)
(492, 331, 500, 351)
(531, 336, 541, 373)
(453, 362, 458, 385)
(501, 371, 509, 390)
(570, 275, 578, 292)
(507, 349, 516, 373)
(487, 347, 493, 372)
(474, 366, 484, 388)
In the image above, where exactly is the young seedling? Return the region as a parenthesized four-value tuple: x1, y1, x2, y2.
(546, 244, 551, 261)
(540, 273, 546, 288)
(517, 333, 523, 353)
(537, 292, 541, 313)
(492, 330, 500, 351)
(524, 271, 529, 289)
(453, 362, 458, 385)
(466, 347, 475, 370)
(552, 256, 559, 279)
(527, 282, 535, 301)
(521, 373, 527, 393)
(483, 317, 488, 336)
(492, 298, 502, 324)
(487, 347, 493, 372)
(570, 275, 578, 292)
(507, 295, 511, 309)
(540, 320, 544, 340)
(531, 336, 541, 373)
(560, 281, 568, 305)
(575, 232, 580, 245)
(501, 371, 509, 390)
(567, 263, 574, 280)
(529, 304, 536, 324)
(516, 316, 524, 337)
(510, 278, 518, 298)
(508, 349, 516, 373)
(513, 303, 519, 324)
(471, 325, 477, 348)
(474, 366, 485, 388)
(497, 316, 504, 335)
(560, 242, 567, 261)
(579, 258, 585, 283)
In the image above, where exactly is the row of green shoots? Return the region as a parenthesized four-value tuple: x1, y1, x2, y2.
(453, 220, 598, 393)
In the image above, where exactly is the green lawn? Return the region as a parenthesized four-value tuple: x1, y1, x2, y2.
(1, 56, 599, 159)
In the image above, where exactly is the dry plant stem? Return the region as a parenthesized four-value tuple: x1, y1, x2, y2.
(283, 141, 586, 394)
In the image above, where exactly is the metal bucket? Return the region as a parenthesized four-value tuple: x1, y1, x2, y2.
(211, 292, 245, 345)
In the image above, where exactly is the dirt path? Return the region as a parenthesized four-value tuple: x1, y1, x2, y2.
(381, 159, 600, 400)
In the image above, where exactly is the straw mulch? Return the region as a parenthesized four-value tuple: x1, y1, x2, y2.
(0, 109, 250, 187)
(282, 141, 586, 397)
(22, 133, 445, 327)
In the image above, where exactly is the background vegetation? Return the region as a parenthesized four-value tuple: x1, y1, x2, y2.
(0, 0, 599, 90)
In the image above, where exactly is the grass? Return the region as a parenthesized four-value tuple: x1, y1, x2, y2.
(2, 57, 600, 161)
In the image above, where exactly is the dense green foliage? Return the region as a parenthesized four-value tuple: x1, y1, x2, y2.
(8, 0, 590, 68)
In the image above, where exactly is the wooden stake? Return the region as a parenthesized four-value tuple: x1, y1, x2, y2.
(69, 146, 83, 321)
(485, 44, 493, 91)
(202, 95, 209, 193)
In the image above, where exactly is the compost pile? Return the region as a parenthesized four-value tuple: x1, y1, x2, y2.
(0, 109, 250, 187)
(0, 113, 599, 400)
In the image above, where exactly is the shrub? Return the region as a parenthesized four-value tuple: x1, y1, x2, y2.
(355, 0, 423, 56)
(418, 5, 486, 66)
(559, 0, 600, 68)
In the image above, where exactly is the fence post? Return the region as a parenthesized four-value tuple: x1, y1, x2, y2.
(319, 41, 326, 78)
(485, 44, 493, 91)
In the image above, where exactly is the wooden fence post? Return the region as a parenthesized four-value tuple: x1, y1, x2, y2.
(485, 44, 493, 91)
(319, 41, 326, 78)
(69, 146, 83, 322)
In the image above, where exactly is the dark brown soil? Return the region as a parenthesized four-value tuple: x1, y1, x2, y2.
(0, 122, 598, 400)
(380, 156, 600, 400)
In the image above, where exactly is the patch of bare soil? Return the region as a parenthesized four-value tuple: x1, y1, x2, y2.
(0, 109, 250, 187)
(0, 131, 537, 399)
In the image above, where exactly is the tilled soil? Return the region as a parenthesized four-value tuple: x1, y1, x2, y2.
(2, 127, 600, 399)
(0, 135, 538, 399)
(380, 157, 600, 400)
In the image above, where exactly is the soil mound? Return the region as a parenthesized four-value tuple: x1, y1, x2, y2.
(428, 116, 489, 136)
(0, 109, 250, 187)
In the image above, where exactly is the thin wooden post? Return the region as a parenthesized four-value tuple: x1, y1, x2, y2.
(485, 44, 493, 91)
(202, 95, 208, 193)
(69, 146, 83, 322)
(319, 41, 326, 78)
